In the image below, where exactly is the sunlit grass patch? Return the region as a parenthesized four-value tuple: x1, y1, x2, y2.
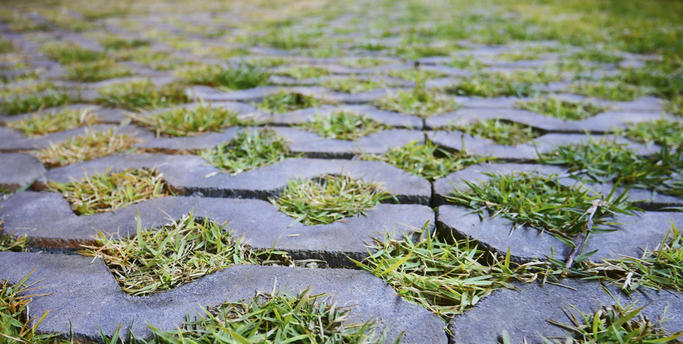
(132, 105, 252, 137)
(143, 289, 386, 343)
(375, 82, 458, 118)
(517, 98, 607, 121)
(256, 91, 319, 114)
(276, 65, 329, 80)
(448, 172, 634, 240)
(456, 119, 541, 145)
(323, 76, 385, 94)
(1, 89, 71, 115)
(445, 70, 560, 97)
(96, 80, 190, 110)
(540, 139, 682, 197)
(65, 58, 131, 82)
(5, 108, 98, 137)
(47, 168, 170, 215)
(302, 110, 387, 140)
(272, 175, 390, 225)
(41, 42, 105, 64)
(36, 129, 139, 168)
(625, 119, 683, 149)
(362, 141, 484, 181)
(201, 129, 292, 175)
(570, 81, 645, 102)
(81, 213, 289, 295)
(178, 63, 270, 90)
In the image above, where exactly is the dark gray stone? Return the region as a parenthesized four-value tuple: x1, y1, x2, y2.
(0, 153, 46, 191)
(449, 279, 682, 344)
(0, 252, 447, 343)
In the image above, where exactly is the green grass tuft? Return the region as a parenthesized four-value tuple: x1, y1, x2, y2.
(570, 81, 645, 102)
(272, 175, 390, 225)
(201, 129, 292, 175)
(445, 70, 560, 97)
(99, 36, 150, 50)
(276, 65, 329, 80)
(5, 108, 98, 137)
(625, 119, 683, 150)
(132, 105, 252, 137)
(65, 59, 131, 82)
(256, 91, 319, 114)
(178, 63, 270, 90)
(47, 168, 171, 216)
(375, 81, 458, 118)
(323, 76, 385, 94)
(36, 129, 139, 168)
(41, 42, 105, 64)
(96, 80, 190, 110)
(1, 90, 71, 116)
(456, 119, 541, 145)
(572, 48, 624, 64)
(302, 110, 387, 140)
(517, 98, 607, 121)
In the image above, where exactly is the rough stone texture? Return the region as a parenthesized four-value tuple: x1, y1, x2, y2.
(449, 279, 682, 344)
(0, 153, 46, 191)
(40, 154, 432, 204)
(0, 252, 447, 343)
(0, 192, 433, 263)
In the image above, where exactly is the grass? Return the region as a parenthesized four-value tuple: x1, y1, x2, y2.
(141, 289, 388, 343)
(5, 108, 97, 137)
(340, 57, 389, 68)
(35, 129, 139, 168)
(65, 58, 131, 82)
(375, 81, 458, 118)
(456, 119, 541, 145)
(201, 129, 292, 175)
(256, 91, 319, 114)
(388, 69, 444, 82)
(41, 42, 105, 64)
(572, 48, 624, 64)
(0, 221, 27, 252)
(81, 212, 289, 296)
(276, 65, 329, 80)
(271, 175, 390, 225)
(301, 110, 387, 140)
(96, 80, 190, 110)
(178, 63, 270, 90)
(132, 105, 252, 137)
(625, 119, 683, 150)
(540, 139, 683, 197)
(517, 98, 607, 121)
(447, 56, 486, 70)
(98, 36, 150, 50)
(0, 37, 14, 54)
(495, 45, 561, 61)
(445, 70, 560, 98)
(570, 81, 645, 102)
(362, 141, 484, 181)
(447, 172, 635, 240)
(323, 76, 385, 94)
(1, 90, 70, 115)
(46, 168, 171, 216)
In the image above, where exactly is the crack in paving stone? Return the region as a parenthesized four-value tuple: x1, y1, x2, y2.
(0, 252, 447, 343)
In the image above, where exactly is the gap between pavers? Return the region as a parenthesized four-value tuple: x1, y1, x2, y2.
(0, 252, 447, 344)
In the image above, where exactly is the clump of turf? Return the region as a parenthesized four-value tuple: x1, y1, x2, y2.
(132, 105, 252, 137)
(5, 108, 98, 137)
(272, 175, 390, 225)
(625, 119, 683, 150)
(0, 221, 27, 252)
(375, 81, 458, 118)
(540, 139, 682, 196)
(65, 59, 131, 82)
(81, 213, 289, 295)
(96, 80, 190, 110)
(447, 172, 635, 240)
(363, 141, 484, 180)
(145, 289, 386, 343)
(256, 91, 319, 113)
(35, 129, 139, 168)
(1, 90, 71, 115)
(41, 42, 105, 64)
(46, 168, 170, 215)
(456, 119, 541, 145)
(517, 98, 607, 121)
(178, 63, 270, 90)
(323, 76, 386, 94)
(277, 65, 329, 80)
(98, 36, 150, 50)
(201, 129, 292, 175)
(446, 70, 560, 97)
(570, 81, 645, 101)
(302, 110, 387, 140)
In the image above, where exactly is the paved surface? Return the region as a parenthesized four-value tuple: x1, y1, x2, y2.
(0, 1, 681, 343)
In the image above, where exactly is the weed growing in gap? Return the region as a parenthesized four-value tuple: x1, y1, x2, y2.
(178, 63, 270, 90)
(256, 91, 318, 114)
(375, 80, 458, 118)
(132, 105, 252, 137)
(0, 221, 27, 252)
(47, 168, 171, 215)
(517, 98, 606, 121)
(272, 175, 390, 225)
(36, 129, 139, 168)
(81, 212, 290, 295)
(5, 108, 98, 137)
(540, 139, 683, 197)
(570, 81, 645, 101)
(456, 119, 541, 145)
(446, 70, 560, 98)
(1, 90, 71, 116)
(625, 119, 683, 150)
(201, 129, 292, 175)
(447, 172, 635, 240)
(302, 110, 387, 140)
(96, 80, 190, 110)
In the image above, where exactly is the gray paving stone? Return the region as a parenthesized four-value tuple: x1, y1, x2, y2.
(0, 252, 447, 343)
(0, 153, 46, 191)
(39, 154, 431, 203)
(449, 279, 682, 344)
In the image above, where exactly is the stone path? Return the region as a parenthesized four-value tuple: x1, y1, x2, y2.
(0, 1, 681, 343)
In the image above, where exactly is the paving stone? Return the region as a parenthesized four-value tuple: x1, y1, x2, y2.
(39, 154, 431, 203)
(269, 104, 424, 129)
(0, 252, 447, 343)
(449, 278, 682, 344)
(0, 124, 154, 151)
(0, 153, 46, 191)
